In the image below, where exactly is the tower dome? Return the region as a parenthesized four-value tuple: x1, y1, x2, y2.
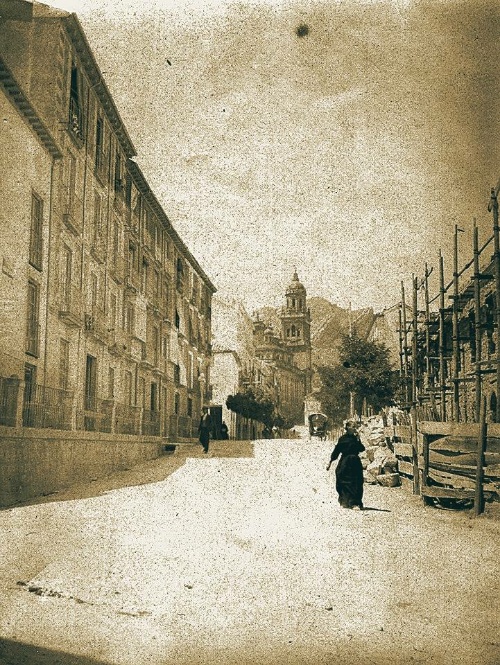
(286, 270, 306, 296)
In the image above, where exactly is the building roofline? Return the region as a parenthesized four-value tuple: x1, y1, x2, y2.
(63, 14, 137, 159)
(0, 55, 62, 159)
(127, 159, 217, 293)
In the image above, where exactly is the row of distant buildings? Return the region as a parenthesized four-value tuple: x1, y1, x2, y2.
(0, 0, 312, 443)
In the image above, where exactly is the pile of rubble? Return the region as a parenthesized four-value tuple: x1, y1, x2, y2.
(358, 416, 400, 487)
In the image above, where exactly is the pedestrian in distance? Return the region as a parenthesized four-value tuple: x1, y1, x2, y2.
(220, 421, 229, 440)
(326, 420, 365, 510)
(198, 406, 212, 454)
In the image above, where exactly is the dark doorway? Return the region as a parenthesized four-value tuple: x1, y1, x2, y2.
(84, 354, 97, 430)
(210, 405, 223, 439)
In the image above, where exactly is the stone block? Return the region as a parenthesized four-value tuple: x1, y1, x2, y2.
(376, 473, 400, 487)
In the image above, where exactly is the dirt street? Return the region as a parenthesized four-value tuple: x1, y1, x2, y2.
(0, 438, 499, 665)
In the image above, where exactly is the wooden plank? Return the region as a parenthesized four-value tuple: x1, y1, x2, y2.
(418, 422, 480, 436)
(421, 485, 496, 500)
(486, 424, 500, 438)
(395, 425, 411, 440)
(486, 438, 500, 454)
(428, 468, 476, 490)
(428, 437, 500, 455)
(394, 443, 413, 458)
(429, 451, 477, 466)
(421, 486, 476, 499)
(399, 475, 413, 492)
(398, 460, 414, 477)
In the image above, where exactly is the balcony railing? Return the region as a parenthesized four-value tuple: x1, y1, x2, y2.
(84, 307, 108, 341)
(68, 97, 84, 142)
(23, 384, 73, 430)
(77, 397, 113, 433)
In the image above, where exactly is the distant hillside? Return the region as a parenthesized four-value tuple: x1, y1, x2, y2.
(256, 297, 377, 368)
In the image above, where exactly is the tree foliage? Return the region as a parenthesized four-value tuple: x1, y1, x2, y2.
(316, 332, 399, 426)
(226, 387, 275, 427)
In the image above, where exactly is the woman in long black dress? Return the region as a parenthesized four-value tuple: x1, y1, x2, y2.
(326, 420, 365, 510)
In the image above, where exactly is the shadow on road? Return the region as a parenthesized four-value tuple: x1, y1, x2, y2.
(361, 507, 392, 513)
(1, 440, 255, 512)
(0, 638, 113, 665)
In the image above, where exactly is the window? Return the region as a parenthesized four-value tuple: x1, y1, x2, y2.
(26, 280, 40, 356)
(124, 302, 134, 334)
(93, 191, 102, 247)
(162, 335, 169, 359)
(110, 293, 117, 331)
(59, 339, 70, 391)
(151, 382, 158, 412)
(187, 397, 192, 417)
(175, 309, 180, 330)
(142, 259, 149, 294)
(174, 364, 180, 385)
(61, 246, 72, 309)
(176, 257, 184, 291)
(112, 220, 120, 268)
(153, 269, 160, 302)
(108, 367, 115, 399)
(174, 392, 180, 415)
(69, 62, 84, 139)
(29, 192, 43, 270)
(128, 243, 136, 277)
(114, 151, 122, 193)
(152, 326, 159, 366)
(84, 354, 97, 411)
(94, 116, 106, 178)
(90, 273, 98, 313)
(124, 370, 133, 406)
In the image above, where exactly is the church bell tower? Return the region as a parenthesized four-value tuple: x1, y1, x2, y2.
(281, 271, 312, 392)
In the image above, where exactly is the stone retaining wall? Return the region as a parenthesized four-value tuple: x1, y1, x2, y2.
(0, 427, 165, 507)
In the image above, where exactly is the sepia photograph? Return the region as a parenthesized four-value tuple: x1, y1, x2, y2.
(0, 0, 499, 662)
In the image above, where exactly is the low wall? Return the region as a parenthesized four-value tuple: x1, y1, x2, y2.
(0, 427, 165, 507)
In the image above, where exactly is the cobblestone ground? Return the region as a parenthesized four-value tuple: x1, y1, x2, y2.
(0, 438, 499, 665)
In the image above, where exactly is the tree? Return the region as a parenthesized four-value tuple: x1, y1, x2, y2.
(226, 386, 275, 427)
(339, 332, 399, 413)
(316, 332, 399, 426)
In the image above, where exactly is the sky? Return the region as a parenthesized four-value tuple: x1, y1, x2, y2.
(50, 0, 500, 312)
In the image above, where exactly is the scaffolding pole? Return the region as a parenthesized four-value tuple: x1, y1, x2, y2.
(452, 225, 462, 422)
(424, 263, 431, 389)
(439, 251, 447, 421)
(401, 281, 409, 406)
(473, 222, 482, 422)
(490, 187, 500, 422)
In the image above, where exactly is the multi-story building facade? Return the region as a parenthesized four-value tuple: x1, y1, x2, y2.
(211, 297, 271, 439)
(0, 2, 215, 439)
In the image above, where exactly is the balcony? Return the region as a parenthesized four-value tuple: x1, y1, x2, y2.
(108, 329, 130, 356)
(59, 284, 84, 328)
(125, 211, 140, 238)
(84, 307, 108, 342)
(67, 97, 84, 144)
